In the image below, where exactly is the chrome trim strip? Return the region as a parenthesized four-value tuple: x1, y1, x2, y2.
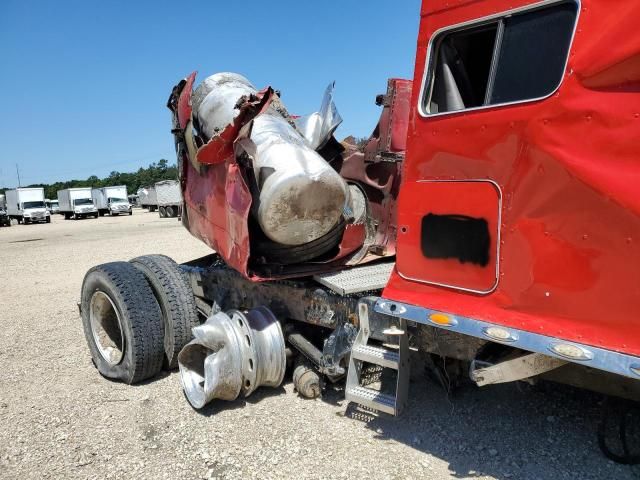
(396, 179, 502, 295)
(375, 298, 640, 381)
(417, 0, 581, 118)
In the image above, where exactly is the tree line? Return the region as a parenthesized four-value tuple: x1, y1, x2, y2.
(1, 160, 178, 200)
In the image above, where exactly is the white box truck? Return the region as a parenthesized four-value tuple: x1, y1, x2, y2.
(137, 186, 158, 212)
(92, 185, 132, 216)
(155, 180, 182, 218)
(6, 187, 50, 224)
(58, 187, 98, 220)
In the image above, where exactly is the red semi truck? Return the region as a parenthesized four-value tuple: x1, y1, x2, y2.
(80, 0, 640, 462)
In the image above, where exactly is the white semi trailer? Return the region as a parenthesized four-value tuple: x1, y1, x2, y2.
(155, 180, 182, 218)
(5, 188, 50, 224)
(137, 186, 158, 212)
(92, 186, 132, 216)
(58, 188, 98, 220)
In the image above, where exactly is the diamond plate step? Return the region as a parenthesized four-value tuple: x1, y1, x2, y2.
(345, 386, 397, 415)
(352, 344, 399, 369)
(313, 262, 395, 295)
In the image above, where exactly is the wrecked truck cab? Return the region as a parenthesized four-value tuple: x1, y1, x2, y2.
(167, 72, 407, 279)
(79, 0, 640, 465)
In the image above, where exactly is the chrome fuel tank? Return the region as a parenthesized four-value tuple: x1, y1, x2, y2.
(194, 73, 348, 246)
(248, 112, 347, 246)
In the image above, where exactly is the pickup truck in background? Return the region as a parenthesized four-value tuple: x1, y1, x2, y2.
(6, 188, 50, 224)
(92, 186, 132, 216)
(128, 194, 140, 208)
(45, 199, 60, 215)
(58, 188, 98, 220)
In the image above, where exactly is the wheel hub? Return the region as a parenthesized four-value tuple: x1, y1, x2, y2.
(89, 290, 124, 365)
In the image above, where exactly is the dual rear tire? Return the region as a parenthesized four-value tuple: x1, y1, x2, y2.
(159, 206, 178, 218)
(80, 255, 199, 384)
(129, 255, 199, 369)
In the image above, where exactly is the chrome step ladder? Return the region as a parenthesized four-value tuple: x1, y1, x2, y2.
(345, 302, 409, 415)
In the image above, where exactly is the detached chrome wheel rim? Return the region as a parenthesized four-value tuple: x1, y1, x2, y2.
(90, 291, 124, 365)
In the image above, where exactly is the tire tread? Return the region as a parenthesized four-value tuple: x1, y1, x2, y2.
(81, 262, 164, 383)
(130, 254, 199, 369)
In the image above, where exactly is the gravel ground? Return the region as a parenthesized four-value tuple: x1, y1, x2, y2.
(0, 211, 638, 480)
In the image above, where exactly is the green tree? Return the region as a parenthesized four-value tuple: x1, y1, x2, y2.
(11, 160, 179, 199)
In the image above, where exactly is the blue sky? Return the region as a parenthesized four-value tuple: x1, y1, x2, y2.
(0, 0, 421, 187)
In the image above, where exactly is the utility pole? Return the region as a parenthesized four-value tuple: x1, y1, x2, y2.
(16, 163, 21, 187)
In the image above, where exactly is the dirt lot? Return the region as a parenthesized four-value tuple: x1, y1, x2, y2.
(0, 211, 637, 479)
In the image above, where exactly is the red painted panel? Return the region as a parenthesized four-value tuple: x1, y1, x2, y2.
(384, 0, 640, 356)
(396, 181, 500, 293)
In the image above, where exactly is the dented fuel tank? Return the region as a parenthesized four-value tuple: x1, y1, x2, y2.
(244, 112, 348, 246)
(167, 71, 410, 280)
(194, 73, 348, 246)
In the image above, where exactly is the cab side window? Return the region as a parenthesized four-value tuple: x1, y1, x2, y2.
(424, 1, 579, 114)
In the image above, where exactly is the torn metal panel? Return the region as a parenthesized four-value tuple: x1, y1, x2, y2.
(294, 82, 343, 150)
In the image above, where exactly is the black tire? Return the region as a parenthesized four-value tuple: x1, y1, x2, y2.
(129, 210, 133, 216)
(253, 220, 346, 265)
(80, 262, 164, 384)
(159, 206, 166, 218)
(46, 216, 51, 223)
(130, 254, 199, 369)
(99, 211, 105, 217)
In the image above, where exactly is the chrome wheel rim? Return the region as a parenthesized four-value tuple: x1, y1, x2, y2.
(89, 290, 124, 365)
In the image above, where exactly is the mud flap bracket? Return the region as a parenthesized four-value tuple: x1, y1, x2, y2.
(470, 352, 568, 386)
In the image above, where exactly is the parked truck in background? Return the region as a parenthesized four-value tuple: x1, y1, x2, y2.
(128, 194, 140, 208)
(6, 188, 50, 224)
(137, 185, 158, 212)
(155, 180, 181, 218)
(58, 188, 98, 220)
(92, 186, 132, 216)
(45, 199, 60, 215)
(0, 194, 10, 227)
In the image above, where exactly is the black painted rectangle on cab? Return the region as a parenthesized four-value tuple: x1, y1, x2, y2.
(421, 214, 491, 267)
(489, 1, 578, 104)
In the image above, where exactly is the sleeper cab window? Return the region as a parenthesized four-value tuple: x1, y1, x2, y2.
(422, 0, 579, 115)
